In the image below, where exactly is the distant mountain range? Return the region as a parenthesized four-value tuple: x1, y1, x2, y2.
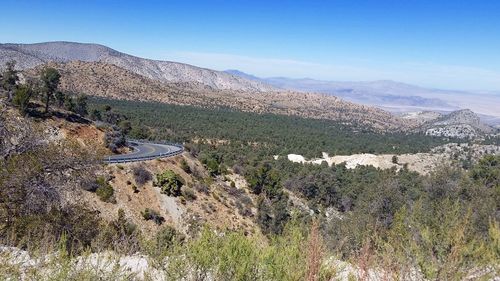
(0, 42, 276, 92)
(226, 70, 500, 123)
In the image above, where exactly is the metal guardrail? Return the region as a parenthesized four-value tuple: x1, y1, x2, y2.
(103, 140, 184, 164)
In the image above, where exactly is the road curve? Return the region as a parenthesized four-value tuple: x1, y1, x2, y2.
(104, 140, 183, 164)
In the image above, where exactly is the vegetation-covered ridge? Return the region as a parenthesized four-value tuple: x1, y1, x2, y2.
(88, 97, 453, 159)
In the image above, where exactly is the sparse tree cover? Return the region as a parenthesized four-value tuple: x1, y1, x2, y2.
(2, 62, 93, 120)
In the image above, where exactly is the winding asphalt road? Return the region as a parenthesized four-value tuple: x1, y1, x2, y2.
(104, 140, 183, 163)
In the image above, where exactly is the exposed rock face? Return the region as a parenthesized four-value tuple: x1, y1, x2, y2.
(423, 109, 495, 138)
(284, 143, 500, 175)
(401, 111, 443, 124)
(425, 124, 479, 139)
(0, 41, 276, 92)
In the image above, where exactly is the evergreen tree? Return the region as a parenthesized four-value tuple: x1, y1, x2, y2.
(40, 67, 61, 113)
(64, 95, 76, 112)
(1, 61, 19, 102)
(75, 94, 88, 116)
(12, 84, 34, 114)
(55, 91, 66, 107)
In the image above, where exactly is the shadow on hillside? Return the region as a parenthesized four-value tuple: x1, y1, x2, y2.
(27, 103, 91, 124)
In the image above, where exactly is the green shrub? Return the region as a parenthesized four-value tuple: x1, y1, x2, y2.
(392, 155, 398, 164)
(95, 177, 114, 203)
(12, 84, 34, 113)
(156, 225, 183, 247)
(141, 208, 165, 225)
(180, 159, 191, 173)
(181, 186, 197, 201)
(154, 170, 184, 196)
(132, 166, 152, 186)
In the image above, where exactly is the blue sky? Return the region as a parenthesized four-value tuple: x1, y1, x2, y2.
(1, 0, 500, 91)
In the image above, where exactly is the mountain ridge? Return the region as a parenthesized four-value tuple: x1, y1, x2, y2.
(0, 41, 277, 92)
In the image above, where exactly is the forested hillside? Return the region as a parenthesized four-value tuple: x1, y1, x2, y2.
(88, 97, 452, 160)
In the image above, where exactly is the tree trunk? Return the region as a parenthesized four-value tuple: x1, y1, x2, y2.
(44, 93, 50, 113)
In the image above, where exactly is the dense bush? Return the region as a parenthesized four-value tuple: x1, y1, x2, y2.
(155, 225, 183, 247)
(95, 176, 115, 203)
(132, 165, 152, 186)
(12, 84, 34, 114)
(180, 159, 191, 173)
(246, 162, 282, 198)
(200, 153, 224, 176)
(104, 126, 126, 153)
(141, 208, 165, 225)
(154, 170, 184, 196)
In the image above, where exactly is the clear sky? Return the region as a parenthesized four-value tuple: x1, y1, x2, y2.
(1, 0, 500, 91)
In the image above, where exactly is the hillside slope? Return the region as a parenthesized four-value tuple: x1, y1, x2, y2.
(0, 41, 276, 92)
(23, 61, 413, 131)
(0, 99, 258, 237)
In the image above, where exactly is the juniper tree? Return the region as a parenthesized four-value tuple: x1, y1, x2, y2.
(1, 61, 19, 102)
(40, 67, 61, 113)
